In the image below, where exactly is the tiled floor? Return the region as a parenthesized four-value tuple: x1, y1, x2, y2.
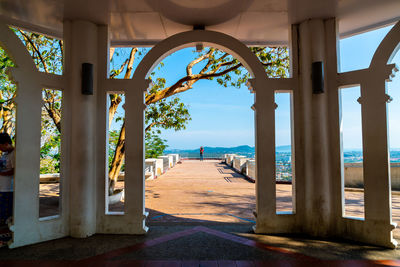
(145, 161, 258, 224)
(0, 225, 399, 266)
(23, 160, 400, 266)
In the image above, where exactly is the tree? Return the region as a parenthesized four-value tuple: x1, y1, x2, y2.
(145, 131, 168, 159)
(0, 29, 63, 173)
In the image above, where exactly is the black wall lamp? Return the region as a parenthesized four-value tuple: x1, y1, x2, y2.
(193, 25, 205, 52)
(193, 25, 205, 31)
(312, 61, 324, 94)
(82, 63, 93, 95)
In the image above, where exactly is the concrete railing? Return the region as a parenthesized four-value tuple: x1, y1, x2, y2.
(233, 156, 247, 173)
(155, 158, 164, 176)
(145, 159, 156, 180)
(224, 154, 400, 190)
(224, 154, 236, 166)
(246, 160, 256, 181)
(145, 158, 165, 180)
(143, 154, 180, 180)
(157, 155, 173, 171)
(40, 153, 179, 183)
(40, 173, 60, 183)
(224, 154, 256, 182)
(344, 162, 400, 190)
(169, 154, 180, 166)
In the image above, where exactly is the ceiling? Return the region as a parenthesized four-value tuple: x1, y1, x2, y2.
(0, 0, 399, 46)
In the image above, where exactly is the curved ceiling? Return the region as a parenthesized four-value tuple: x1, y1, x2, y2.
(0, 0, 398, 45)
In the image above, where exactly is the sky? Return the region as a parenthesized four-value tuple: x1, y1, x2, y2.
(111, 23, 400, 150)
(339, 25, 400, 150)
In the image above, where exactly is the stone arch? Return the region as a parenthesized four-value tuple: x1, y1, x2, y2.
(125, 30, 277, 233)
(370, 20, 400, 69)
(343, 20, 400, 249)
(131, 30, 268, 84)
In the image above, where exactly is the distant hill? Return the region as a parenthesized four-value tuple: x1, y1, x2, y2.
(164, 145, 255, 158)
(166, 145, 291, 153)
(166, 145, 253, 153)
(276, 145, 291, 152)
(164, 145, 400, 162)
(165, 145, 293, 158)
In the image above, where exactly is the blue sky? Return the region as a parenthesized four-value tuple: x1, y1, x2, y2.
(339, 25, 400, 149)
(111, 23, 400, 150)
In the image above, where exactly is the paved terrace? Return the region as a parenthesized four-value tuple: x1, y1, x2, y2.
(145, 160, 262, 224)
(40, 160, 400, 237)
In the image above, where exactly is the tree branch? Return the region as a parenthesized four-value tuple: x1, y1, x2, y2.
(110, 59, 129, 79)
(19, 30, 49, 73)
(145, 121, 157, 132)
(59, 40, 63, 66)
(124, 48, 138, 79)
(186, 48, 214, 76)
(145, 62, 242, 105)
(110, 47, 115, 62)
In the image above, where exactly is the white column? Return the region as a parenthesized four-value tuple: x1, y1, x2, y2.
(125, 78, 148, 232)
(64, 20, 98, 237)
(254, 78, 277, 227)
(296, 19, 335, 235)
(360, 73, 395, 246)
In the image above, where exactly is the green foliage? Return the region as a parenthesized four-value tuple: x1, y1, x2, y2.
(40, 133, 61, 174)
(145, 95, 192, 132)
(12, 28, 63, 75)
(0, 46, 16, 133)
(194, 46, 289, 89)
(0, 47, 15, 73)
(0, 47, 16, 101)
(40, 92, 62, 174)
(1, 28, 64, 174)
(144, 77, 191, 133)
(108, 130, 121, 169)
(145, 131, 168, 159)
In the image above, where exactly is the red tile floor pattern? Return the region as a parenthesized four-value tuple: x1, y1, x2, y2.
(0, 260, 398, 266)
(0, 225, 399, 266)
(0, 226, 399, 266)
(79, 226, 314, 263)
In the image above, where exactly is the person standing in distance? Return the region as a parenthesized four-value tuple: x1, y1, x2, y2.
(200, 146, 204, 161)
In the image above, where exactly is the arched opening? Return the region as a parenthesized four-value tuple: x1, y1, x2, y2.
(341, 20, 400, 247)
(338, 23, 397, 221)
(141, 45, 258, 224)
(372, 21, 400, 243)
(338, 23, 400, 225)
(366, 21, 400, 246)
(103, 36, 296, 227)
(117, 30, 286, 232)
(388, 48, 400, 241)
